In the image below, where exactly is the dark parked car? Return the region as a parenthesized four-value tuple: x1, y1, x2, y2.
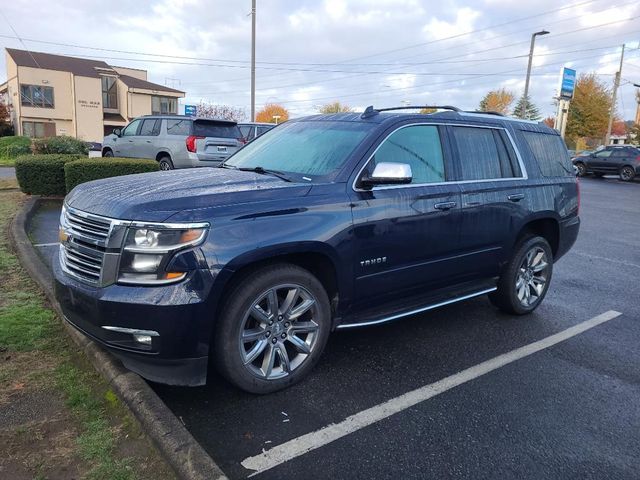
(572, 145, 640, 181)
(54, 106, 580, 394)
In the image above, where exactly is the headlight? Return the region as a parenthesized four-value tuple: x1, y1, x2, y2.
(118, 223, 208, 285)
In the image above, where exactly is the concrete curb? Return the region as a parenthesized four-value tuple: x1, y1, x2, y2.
(9, 196, 228, 480)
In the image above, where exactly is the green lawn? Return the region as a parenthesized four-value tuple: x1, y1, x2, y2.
(0, 190, 174, 480)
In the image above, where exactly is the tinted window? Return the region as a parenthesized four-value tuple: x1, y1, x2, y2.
(257, 126, 272, 136)
(193, 121, 240, 138)
(594, 150, 612, 158)
(225, 120, 372, 179)
(166, 119, 191, 136)
(122, 119, 142, 136)
(239, 125, 253, 140)
(522, 131, 573, 176)
(139, 119, 160, 136)
(453, 127, 505, 180)
(370, 125, 445, 184)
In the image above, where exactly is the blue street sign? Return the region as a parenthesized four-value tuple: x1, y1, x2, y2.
(184, 104, 197, 116)
(559, 68, 576, 99)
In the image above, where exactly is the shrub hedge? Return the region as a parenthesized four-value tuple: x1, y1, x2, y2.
(32, 135, 89, 155)
(15, 154, 85, 196)
(0, 136, 32, 158)
(65, 158, 159, 192)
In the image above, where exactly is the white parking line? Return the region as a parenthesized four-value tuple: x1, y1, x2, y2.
(33, 242, 58, 247)
(241, 310, 622, 476)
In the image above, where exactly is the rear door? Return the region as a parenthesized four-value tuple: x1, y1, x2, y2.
(193, 120, 242, 164)
(135, 118, 162, 159)
(449, 125, 527, 279)
(589, 149, 614, 173)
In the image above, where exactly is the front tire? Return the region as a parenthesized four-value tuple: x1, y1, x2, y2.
(620, 166, 635, 182)
(213, 264, 331, 394)
(574, 162, 586, 177)
(490, 236, 553, 315)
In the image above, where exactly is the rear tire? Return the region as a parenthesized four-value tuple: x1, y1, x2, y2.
(102, 149, 114, 157)
(158, 155, 174, 170)
(619, 166, 635, 182)
(213, 264, 331, 394)
(489, 236, 553, 315)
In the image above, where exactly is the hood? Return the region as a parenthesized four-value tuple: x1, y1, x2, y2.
(65, 168, 312, 221)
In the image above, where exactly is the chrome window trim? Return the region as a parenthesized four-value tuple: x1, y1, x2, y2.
(351, 122, 528, 193)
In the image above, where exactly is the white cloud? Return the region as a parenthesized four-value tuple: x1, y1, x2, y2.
(422, 7, 481, 40)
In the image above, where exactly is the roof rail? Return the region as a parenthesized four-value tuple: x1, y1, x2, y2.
(360, 105, 461, 119)
(464, 110, 505, 117)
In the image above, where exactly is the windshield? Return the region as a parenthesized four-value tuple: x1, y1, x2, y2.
(224, 120, 372, 180)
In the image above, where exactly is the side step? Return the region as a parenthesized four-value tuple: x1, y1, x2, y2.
(337, 282, 496, 330)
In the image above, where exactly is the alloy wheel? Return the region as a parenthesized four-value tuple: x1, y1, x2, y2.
(620, 167, 634, 181)
(238, 284, 319, 380)
(515, 246, 549, 307)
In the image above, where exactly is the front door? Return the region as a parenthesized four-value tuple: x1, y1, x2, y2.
(349, 124, 462, 308)
(114, 118, 142, 158)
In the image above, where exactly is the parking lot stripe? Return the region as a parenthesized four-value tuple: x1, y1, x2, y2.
(33, 242, 58, 247)
(241, 310, 622, 476)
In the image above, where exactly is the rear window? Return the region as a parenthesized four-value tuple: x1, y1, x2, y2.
(166, 119, 191, 136)
(193, 120, 240, 138)
(521, 131, 573, 177)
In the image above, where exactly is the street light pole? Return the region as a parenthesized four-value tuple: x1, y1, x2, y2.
(605, 44, 625, 146)
(522, 30, 549, 118)
(250, 0, 256, 122)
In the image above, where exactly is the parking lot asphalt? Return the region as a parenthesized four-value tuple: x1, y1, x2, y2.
(29, 177, 640, 479)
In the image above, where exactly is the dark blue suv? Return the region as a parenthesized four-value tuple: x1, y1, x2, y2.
(54, 106, 580, 393)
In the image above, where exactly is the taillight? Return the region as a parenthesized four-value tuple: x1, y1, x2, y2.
(635, 155, 640, 164)
(185, 135, 204, 153)
(238, 137, 247, 145)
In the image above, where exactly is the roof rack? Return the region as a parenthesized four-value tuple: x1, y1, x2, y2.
(464, 110, 505, 117)
(361, 105, 460, 119)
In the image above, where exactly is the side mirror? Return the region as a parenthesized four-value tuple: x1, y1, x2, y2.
(361, 162, 412, 187)
(113, 128, 121, 137)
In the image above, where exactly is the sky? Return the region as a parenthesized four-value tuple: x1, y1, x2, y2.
(1, 0, 639, 120)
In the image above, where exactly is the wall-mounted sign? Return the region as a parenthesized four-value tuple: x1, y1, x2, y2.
(78, 99, 100, 109)
(184, 104, 197, 116)
(558, 67, 576, 100)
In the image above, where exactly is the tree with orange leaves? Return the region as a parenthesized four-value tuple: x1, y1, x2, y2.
(256, 104, 289, 124)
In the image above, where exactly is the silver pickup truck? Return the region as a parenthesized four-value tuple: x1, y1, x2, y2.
(102, 115, 243, 170)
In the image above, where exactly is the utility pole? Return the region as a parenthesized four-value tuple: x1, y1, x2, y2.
(250, 0, 256, 122)
(522, 30, 549, 118)
(605, 44, 625, 146)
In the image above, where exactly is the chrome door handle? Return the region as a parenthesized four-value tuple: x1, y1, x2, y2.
(434, 201, 457, 210)
(507, 194, 525, 202)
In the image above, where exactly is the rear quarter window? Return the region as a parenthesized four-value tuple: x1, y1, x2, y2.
(193, 121, 240, 139)
(521, 131, 573, 177)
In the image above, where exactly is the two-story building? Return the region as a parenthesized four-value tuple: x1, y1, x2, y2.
(0, 48, 185, 142)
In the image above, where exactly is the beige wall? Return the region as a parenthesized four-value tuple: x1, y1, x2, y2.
(5, 54, 19, 129)
(17, 66, 74, 121)
(112, 66, 147, 80)
(129, 92, 152, 118)
(73, 76, 103, 142)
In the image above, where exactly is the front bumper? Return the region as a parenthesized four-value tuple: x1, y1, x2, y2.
(53, 253, 214, 386)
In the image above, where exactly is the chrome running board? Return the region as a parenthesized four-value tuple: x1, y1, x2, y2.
(336, 287, 497, 329)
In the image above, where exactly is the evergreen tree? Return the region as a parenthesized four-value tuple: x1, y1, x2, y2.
(513, 95, 541, 120)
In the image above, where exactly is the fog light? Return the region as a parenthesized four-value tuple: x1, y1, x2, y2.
(133, 334, 153, 345)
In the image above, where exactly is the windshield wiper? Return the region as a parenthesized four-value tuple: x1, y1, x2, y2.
(238, 166, 292, 182)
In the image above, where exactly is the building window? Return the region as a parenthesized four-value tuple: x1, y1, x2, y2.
(20, 84, 54, 108)
(101, 76, 118, 110)
(22, 121, 56, 138)
(152, 96, 177, 115)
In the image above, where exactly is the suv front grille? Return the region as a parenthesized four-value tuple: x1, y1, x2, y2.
(59, 206, 119, 286)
